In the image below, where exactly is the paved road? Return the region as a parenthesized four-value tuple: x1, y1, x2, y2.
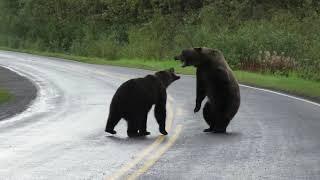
(0, 50, 319, 180)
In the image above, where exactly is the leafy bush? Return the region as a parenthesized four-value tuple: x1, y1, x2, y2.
(0, 0, 319, 80)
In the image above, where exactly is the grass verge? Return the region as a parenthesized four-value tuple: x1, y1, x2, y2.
(1, 47, 320, 102)
(0, 89, 12, 104)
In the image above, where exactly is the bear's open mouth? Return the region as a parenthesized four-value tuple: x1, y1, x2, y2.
(181, 61, 188, 67)
(174, 55, 188, 67)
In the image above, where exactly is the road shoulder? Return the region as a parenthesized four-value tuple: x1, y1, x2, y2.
(0, 66, 37, 120)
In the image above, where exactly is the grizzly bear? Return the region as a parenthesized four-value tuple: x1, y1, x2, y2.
(174, 47, 240, 133)
(105, 68, 180, 137)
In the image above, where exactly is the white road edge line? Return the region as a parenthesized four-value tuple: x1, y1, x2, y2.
(240, 84, 320, 107)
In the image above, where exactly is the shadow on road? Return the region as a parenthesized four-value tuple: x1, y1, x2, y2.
(210, 131, 242, 136)
(106, 134, 161, 143)
(189, 131, 244, 144)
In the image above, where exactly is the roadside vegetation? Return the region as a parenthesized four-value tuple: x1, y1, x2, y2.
(0, 0, 319, 100)
(0, 89, 12, 104)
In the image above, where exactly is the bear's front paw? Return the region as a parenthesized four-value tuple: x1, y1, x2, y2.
(105, 128, 117, 134)
(160, 129, 168, 135)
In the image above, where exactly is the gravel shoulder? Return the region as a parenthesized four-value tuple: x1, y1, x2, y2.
(0, 66, 37, 120)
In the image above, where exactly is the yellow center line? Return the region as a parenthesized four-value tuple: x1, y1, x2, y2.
(127, 125, 183, 180)
(106, 98, 175, 180)
(106, 136, 165, 180)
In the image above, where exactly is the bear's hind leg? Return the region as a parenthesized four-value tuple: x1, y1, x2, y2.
(211, 103, 231, 133)
(212, 118, 230, 133)
(138, 113, 150, 136)
(204, 101, 230, 133)
(203, 102, 215, 132)
(127, 119, 140, 137)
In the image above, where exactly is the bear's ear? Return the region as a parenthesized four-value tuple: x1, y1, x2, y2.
(194, 47, 202, 53)
(168, 68, 175, 73)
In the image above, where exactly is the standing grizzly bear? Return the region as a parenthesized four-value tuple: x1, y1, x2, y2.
(105, 68, 180, 137)
(174, 47, 240, 133)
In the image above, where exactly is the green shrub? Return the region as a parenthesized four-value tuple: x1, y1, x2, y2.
(0, 0, 319, 80)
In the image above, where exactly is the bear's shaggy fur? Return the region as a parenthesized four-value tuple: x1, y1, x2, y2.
(105, 68, 180, 137)
(175, 47, 240, 133)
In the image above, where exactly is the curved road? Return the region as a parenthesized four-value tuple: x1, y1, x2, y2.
(0, 50, 319, 179)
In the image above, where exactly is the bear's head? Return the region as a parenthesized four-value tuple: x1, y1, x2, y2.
(174, 47, 213, 67)
(155, 68, 180, 88)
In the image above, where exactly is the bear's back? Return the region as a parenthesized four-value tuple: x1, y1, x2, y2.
(112, 75, 162, 111)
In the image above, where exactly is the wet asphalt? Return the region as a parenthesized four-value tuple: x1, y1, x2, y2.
(0, 50, 319, 180)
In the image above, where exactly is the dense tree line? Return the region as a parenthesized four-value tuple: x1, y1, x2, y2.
(0, 0, 319, 80)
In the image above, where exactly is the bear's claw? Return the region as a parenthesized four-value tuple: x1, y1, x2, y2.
(160, 130, 168, 135)
(105, 128, 117, 134)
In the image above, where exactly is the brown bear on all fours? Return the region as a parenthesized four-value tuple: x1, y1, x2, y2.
(105, 68, 180, 137)
(174, 47, 240, 133)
